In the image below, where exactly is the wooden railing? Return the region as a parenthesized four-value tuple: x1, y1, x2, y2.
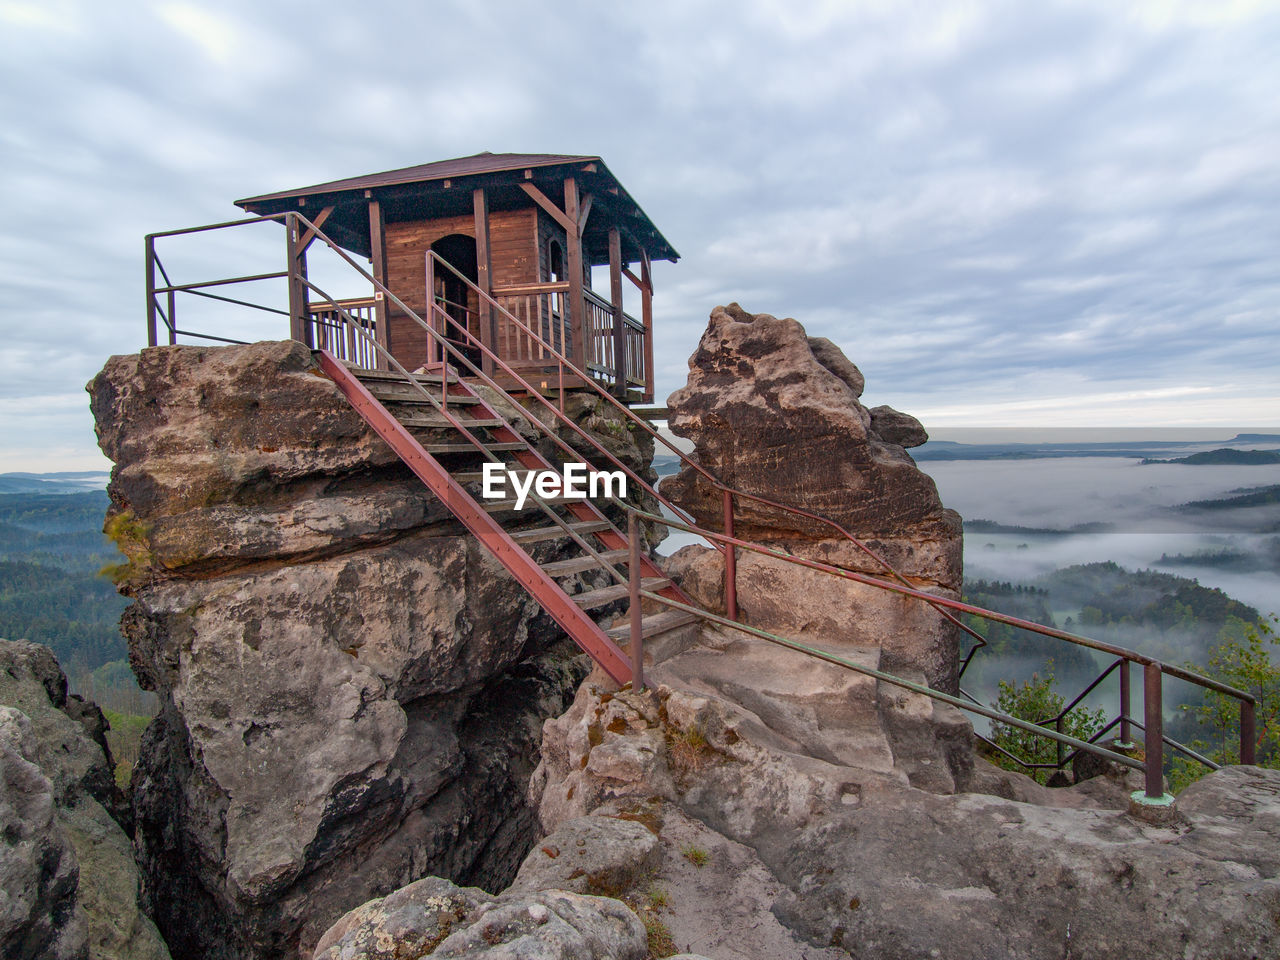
(492, 282, 572, 364)
(308, 297, 379, 369)
(583, 288, 646, 391)
(143, 212, 652, 397)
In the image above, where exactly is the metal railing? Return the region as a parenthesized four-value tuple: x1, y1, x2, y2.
(141, 212, 1258, 800)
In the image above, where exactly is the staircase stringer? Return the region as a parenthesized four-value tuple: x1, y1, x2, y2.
(318, 351, 634, 684)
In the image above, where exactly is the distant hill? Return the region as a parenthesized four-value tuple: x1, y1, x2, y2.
(0, 472, 109, 494)
(1142, 449, 1280, 466)
(964, 519, 1114, 536)
(1178, 484, 1280, 511)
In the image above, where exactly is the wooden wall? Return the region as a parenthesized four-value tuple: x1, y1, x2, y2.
(384, 207, 541, 368)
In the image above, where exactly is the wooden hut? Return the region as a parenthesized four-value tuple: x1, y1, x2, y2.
(235, 152, 678, 402)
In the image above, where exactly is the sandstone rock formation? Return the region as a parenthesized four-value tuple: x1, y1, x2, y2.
(88, 341, 608, 960)
(661, 303, 962, 692)
(529, 675, 1280, 960)
(0, 640, 170, 960)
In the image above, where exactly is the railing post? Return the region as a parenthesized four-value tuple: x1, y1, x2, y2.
(1241, 699, 1257, 765)
(1144, 662, 1164, 800)
(167, 289, 177, 345)
(1119, 659, 1132, 746)
(145, 235, 158, 347)
(1055, 716, 1065, 769)
(723, 489, 738, 621)
(628, 510, 644, 692)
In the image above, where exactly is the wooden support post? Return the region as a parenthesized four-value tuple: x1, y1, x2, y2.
(425, 253, 438, 367)
(285, 213, 308, 345)
(641, 251, 654, 403)
(368, 199, 390, 369)
(564, 177, 587, 372)
(145, 235, 158, 347)
(609, 227, 626, 399)
(1143, 662, 1164, 799)
(473, 187, 494, 376)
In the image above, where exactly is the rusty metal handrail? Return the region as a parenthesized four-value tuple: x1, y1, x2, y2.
(631, 505, 1256, 798)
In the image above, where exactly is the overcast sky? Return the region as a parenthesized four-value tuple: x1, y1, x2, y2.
(2, 0, 1278, 470)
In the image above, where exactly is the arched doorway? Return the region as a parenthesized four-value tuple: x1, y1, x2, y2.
(430, 234, 481, 370)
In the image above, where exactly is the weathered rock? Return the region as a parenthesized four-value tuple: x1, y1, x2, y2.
(310, 875, 647, 960)
(663, 303, 948, 541)
(509, 816, 661, 897)
(529, 668, 1280, 960)
(661, 305, 962, 693)
(89, 342, 608, 959)
(0, 706, 86, 960)
(867, 404, 928, 448)
(0, 641, 170, 960)
(771, 765, 1280, 959)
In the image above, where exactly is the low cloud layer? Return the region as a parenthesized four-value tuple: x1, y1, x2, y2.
(2, 0, 1278, 467)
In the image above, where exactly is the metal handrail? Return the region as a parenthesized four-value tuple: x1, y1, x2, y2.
(628, 505, 1255, 795)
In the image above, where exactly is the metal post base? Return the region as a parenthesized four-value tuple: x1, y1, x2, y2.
(1127, 790, 1181, 826)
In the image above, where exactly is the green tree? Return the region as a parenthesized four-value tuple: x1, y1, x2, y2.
(1171, 616, 1280, 792)
(988, 667, 1106, 785)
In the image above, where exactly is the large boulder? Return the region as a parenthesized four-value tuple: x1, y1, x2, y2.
(529, 673, 1280, 960)
(88, 342, 598, 959)
(0, 640, 170, 960)
(661, 304, 963, 692)
(310, 875, 647, 960)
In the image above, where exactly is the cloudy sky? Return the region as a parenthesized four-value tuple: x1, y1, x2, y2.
(2, 0, 1278, 470)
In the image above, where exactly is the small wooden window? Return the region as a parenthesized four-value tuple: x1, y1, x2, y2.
(547, 238, 565, 283)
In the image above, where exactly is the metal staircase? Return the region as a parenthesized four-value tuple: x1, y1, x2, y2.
(317, 357, 697, 686)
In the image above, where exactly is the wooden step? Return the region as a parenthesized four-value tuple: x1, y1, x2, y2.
(355, 368, 460, 384)
(421, 441, 527, 454)
(571, 578, 669, 610)
(607, 609, 700, 642)
(539, 549, 630, 576)
(396, 414, 504, 430)
(361, 381, 480, 405)
(509, 520, 612, 545)
(481, 495, 572, 512)
(453, 468, 535, 485)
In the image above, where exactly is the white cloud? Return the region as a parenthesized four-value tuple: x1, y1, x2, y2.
(0, 0, 1277, 465)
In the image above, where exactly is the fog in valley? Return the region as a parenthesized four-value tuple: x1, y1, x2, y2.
(919, 456, 1280, 618)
